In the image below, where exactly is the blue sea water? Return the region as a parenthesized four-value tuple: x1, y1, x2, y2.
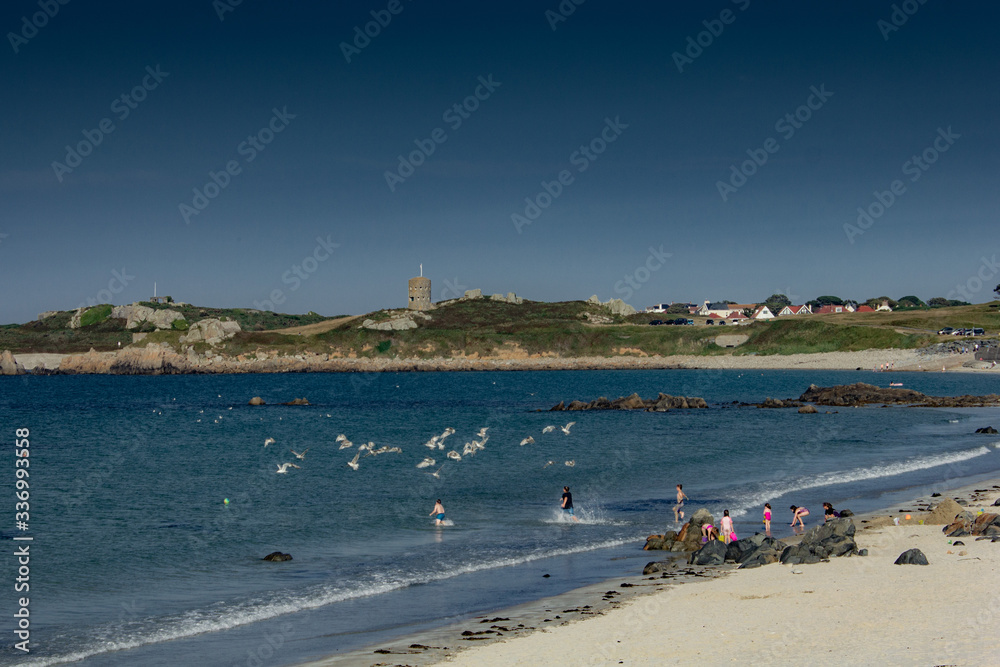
(1, 369, 999, 666)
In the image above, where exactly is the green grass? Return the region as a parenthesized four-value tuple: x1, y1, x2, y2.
(736, 319, 935, 355)
(79, 304, 113, 327)
(134, 302, 335, 332)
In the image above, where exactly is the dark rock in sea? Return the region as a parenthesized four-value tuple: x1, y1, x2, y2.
(757, 397, 804, 409)
(643, 530, 678, 551)
(542, 574, 550, 577)
(280, 397, 310, 405)
(798, 405, 818, 414)
(689, 538, 727, 566)
(262, 552, 292, 561)
(931, 492, 941, 497)
(975, 426, 999, 434)
(549, 392, 708, 412)
(248, 396, 265, 405)
(798, 382, 1000, 408)
(894, 548, 929, 565)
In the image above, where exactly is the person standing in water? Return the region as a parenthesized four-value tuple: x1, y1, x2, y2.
(763, 503, 772, 536)
(720, 509, 734, 544)
(561, 486, 579, 522)
(673, 484, 688, 523)
(430, 499, 446, 526)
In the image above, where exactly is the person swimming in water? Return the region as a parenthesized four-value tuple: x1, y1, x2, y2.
(430, 499, 445, 526)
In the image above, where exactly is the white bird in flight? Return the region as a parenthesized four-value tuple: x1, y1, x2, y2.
(346, 450, 362, 471)
(417, 457, 435, 469)
(543, 460, 555, 468)
(446, 450, 462, 461)
(291, 449, 309, 460)
(275, 463, 300, 474)
(430, 464, 445, 478)
(519, 436, 535, 446)
(264, 437, 275, 447)
(336, 434, 353, 449)
(542, 426, 556, 434)
(476, 427, 489, 439)
(565, 460, 575, 467)
(560, 422, 576, 435)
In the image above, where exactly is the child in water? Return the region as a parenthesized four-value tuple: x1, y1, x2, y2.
(763, 503, 772, 536)
(790, 505, 809, 529)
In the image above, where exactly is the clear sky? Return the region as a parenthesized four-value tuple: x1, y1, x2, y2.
(2, 1, 998, 323)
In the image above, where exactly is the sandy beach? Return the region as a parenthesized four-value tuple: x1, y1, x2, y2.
(10, 346, 997, 374)
(309, 482, 1000, 667)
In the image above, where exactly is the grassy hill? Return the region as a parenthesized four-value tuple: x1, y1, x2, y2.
(2, 299, 997, 357)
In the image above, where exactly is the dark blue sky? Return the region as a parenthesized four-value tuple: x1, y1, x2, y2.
(2, 1, 998, 322)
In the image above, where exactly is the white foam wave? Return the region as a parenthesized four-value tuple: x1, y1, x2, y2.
(17, 536, 639, 667)
(726, 445, 993, 519)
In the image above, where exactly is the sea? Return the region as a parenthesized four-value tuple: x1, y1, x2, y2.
(1, 369, 999, 666)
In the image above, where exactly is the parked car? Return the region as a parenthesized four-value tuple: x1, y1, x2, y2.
(705, 319, 714, 325)
(937, 327, 954, 335)
(972, 327, 985, 336)
(718, 320, 727, 325)
(649, 320, 663, 326)
(952, 328, 970, 335)
(674, 318, 688, 326)
(685, 319, 695, 326)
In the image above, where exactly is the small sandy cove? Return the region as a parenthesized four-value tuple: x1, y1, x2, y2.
(435, 486, 1000, 667)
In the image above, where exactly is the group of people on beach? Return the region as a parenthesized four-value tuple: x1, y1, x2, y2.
(673, 483, 843, 540)
(429, 485, 579, 526)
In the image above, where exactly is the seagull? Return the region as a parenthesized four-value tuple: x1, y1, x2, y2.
(291, 449, 309, 460)
(463, 442, 476, 456)
(264, 437, 275, 447)
(359, 442, 377, 456)
(430, 464, 445, 478)
(336, 434, 354, 449)
(417, 457, 435, 468)
(196, 419, 201, 422)
(276, 463, 300, 474)
(542, 426, 556, 434)
(346, 450, 362, 471)
(519, 436, 535, 446)
(326, 413, 331, 418)
(228, 407, 233, 410)
(424, 435, 441, 450)
(560, 422, 576, 435)
(543, 460, 555, 468)
(476, 427, 489, 439)
(446, 450, 462, 461)
(564, 460, 575, 467)
(438, 427, 455, 447)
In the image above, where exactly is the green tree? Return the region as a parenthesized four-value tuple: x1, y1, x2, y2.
(995, 284, 1000, 299)
(896, 295, 926, 308)
(666, 303, 690, 314)
(763, 293, 791, 312)
(928, 297, 950, 308)
(865, 296, 898, 310)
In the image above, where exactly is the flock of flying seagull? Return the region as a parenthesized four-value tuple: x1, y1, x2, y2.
(263, 421, 578, 475)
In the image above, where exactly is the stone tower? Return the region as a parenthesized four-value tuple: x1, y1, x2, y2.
(408, 275, 431, 311)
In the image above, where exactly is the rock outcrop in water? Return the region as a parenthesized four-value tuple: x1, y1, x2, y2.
(551, 392, 708, 412)
(0, 350, 26, 375)
(798, 383, 1000, 408)
(262, 552, 293, 562)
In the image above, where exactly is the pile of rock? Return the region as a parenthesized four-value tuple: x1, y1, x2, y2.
(586, 295, 636, 317)
(778, 518, 858, 564)
(108, 303, 185, 330)
(361, 312, 421, 331)
(489, 292, 523, 304)
(942, 510, 1000, 540)
(0, 350, 25, 376)
(552, 392, 708, 412)
(757, 397, 804, 408)
(644, 509, 716, 552)
(798, 382, 1000, 408)
(180, 318, 241, 345)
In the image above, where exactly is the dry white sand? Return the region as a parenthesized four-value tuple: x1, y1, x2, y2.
(437, 494, 1000, 667)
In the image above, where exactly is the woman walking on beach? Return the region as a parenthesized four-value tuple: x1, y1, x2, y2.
(790, 505, 809, 530)
(720, 509, 734, 544)
(763, 503, 772, 536)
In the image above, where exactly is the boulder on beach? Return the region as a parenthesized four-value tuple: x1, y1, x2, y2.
(729, 535, 788, 569)
(780, 518, 857, 564)
(689, 538, 727, 566)
(642, 560, 679, 575)
(262, 552, 293, 562)
(894, 548, 928, 565)
(248, 396, 266, 405)
(643, 530, 678, 551)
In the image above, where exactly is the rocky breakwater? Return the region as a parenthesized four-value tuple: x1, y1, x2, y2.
(551, 392, 708, 412)
(942, 508, 1000, 541)
(643, 509, 790, 571)
(798, 382, 1000, 407)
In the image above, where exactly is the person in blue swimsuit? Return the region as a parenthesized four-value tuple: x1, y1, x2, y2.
(430, 499, 445, 525)
(561, 486, 579, 522)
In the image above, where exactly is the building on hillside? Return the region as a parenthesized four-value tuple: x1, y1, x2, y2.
(407, 273, 432, 311)
(876, 300, 893, 312)
(697, 301, 758, 317)
(855, 305, 876, 313)
(814, 304, 850, 314)
(751, 305, 775, 320)
(776, 304, 812, 316)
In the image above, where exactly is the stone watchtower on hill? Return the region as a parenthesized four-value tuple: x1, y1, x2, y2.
(408, 267, 432, 311)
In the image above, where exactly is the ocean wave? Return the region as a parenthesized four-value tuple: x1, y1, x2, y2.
(14, 536, 639, 666)
(725, 445, 993, 519)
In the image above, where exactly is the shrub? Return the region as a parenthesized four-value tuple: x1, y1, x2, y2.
(171, 319, 190, 331)
(376, 340, 392, 354)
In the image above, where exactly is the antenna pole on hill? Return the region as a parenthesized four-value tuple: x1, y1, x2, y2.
(420, 264, 423, 277)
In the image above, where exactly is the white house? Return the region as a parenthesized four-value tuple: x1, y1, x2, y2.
(776, 304, 812, 316)
(751, 305, 775, 320)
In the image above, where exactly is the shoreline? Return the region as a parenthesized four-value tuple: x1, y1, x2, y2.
(295, 477, 1000, 667)
(7, 347, 998, 375)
